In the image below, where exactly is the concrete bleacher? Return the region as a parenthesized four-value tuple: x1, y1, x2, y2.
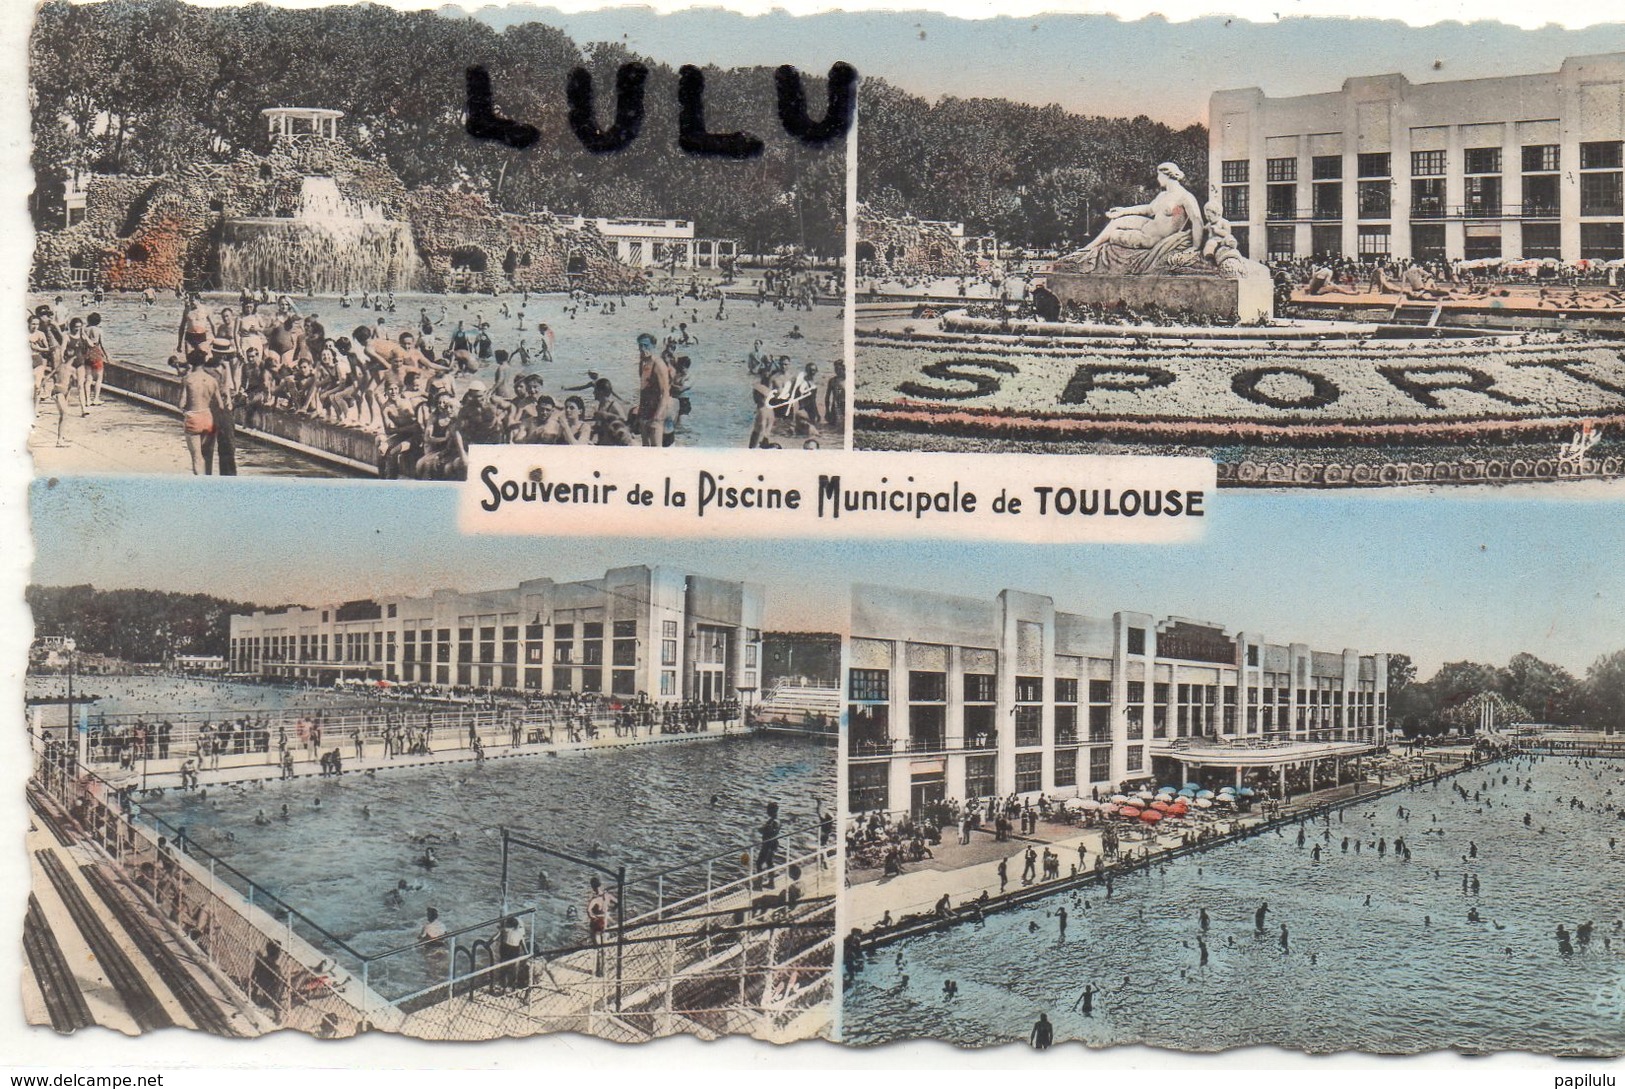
(755, 683, 839, 726)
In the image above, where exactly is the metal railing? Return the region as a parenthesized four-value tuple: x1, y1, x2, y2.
(29, 737, 376, 1036)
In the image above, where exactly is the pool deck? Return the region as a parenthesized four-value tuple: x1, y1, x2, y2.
(96, 718, 752, 794)
(846, 752, 1480, 941)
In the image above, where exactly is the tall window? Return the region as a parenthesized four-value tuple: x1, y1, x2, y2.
(1089, 747, 1111, 784)
(1356, 153, 1390, 179)
(1266, 184, 1296, 221)
(1311, 155, 1342, 180)
(1221, 160, 1249, 184)
(1357, 181, 1391, 219)
(1266, 157, 1297, 182)
(1357, 224, 1392, 257)
(1411, 178, 1445, 218)
(965, 755, 997, 799)
(848, 668, 888, 701)
(1015, 752, 1043, 794)
(1411, 149, 1446, 176)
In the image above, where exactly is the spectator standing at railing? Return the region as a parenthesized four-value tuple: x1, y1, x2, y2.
(756, 801, 783, 889)
(587, 877, 616, 977)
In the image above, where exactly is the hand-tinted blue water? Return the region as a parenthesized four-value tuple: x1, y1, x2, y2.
(31, 291, 842, 449)
(842, 757, 1625, 1055)
(138, 735, 832, 997)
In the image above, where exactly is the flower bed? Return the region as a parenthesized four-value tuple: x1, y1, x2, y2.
(855, 337, 1625, 428)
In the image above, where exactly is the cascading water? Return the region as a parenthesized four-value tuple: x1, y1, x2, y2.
(218, 176, 420, 293)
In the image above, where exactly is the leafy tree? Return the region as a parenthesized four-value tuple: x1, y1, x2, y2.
(30, 0, 846, 253)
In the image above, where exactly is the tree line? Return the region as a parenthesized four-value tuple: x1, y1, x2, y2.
(1388, 650, 1625, 736)
(858, 76, 1209, 252)
(30, 0, 845, 255)
(27, 584, 270, 662)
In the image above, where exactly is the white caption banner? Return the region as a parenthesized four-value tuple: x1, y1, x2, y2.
(460, 447, 1215, 542)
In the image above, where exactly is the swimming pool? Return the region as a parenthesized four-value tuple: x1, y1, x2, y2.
(840, 755, 1625, 1055)
(29, 291, 843, 450)
(136, 733, 833, 995)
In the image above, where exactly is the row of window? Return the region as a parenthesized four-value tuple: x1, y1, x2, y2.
(1261, 220, 1625, 262)
(846, 747, 1141, 811)
(1225, 142, 1622, 186)
(1231, 175, 1624, 222)
(850, 669, 1378, 705)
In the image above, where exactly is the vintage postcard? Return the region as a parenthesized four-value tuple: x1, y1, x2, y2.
(10, 0, 1625, 1077)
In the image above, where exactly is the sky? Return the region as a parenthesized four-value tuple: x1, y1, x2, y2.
(448, 7, 1625, 126)
(28, 476, 1625, 677)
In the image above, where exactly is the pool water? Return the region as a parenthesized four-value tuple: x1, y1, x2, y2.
(30, 291, 844, 450)
(841, 755, 1625, 1056)
(138, 734, 833, 994)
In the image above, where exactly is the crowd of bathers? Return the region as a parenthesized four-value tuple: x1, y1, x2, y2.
(30, 274, 846, 472)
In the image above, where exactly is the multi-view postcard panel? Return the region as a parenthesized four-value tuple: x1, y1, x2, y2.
(854, 36, 1625, 489)
(16, 0, 1625, 1063)
(26, 481, 842, 1042)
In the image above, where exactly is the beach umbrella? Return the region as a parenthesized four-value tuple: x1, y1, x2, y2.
(1100, 803, 1119, 815)
(1140, 810, 1163, 823)
(1119, 806, 1143, 818)
(1110, 794, 1130, 804)
(1161, 784, 1182, 794)
(1237, 787, 1255, 797)
(1219, 785, 1236, 793)
(1196, 790, 1215, 799)
(1195, 798, 1213, 808)
(1178, 788, 1197, 798)
(1184, 782, 1202, 792)
(1149, 800, 1171, 812)
(1136, 790, 1155, 801)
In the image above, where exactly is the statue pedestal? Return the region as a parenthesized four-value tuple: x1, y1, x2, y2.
(1044, 267, 1273, 324)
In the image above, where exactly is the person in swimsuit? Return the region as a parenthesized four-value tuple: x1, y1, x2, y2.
(81, 313, 108, 407)
(63, 316, 91, 417)
(635, 333, 669, 447)
(28, 315, 53, 409)
(48, 335, 77, 447)
(178, 350, 220, 474)
(561, 395, 592, 445)
(176, 295, 214, 355)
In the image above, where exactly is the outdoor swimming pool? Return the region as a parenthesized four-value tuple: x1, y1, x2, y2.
(30, 290, 843, 449)
(137, 733, 833, 994)
(841, 755, 1625, 1055)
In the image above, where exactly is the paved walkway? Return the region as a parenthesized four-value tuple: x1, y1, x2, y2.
(77, 719, 748, 793)
(846, 759, 1472, 933)
(27, 392, 337, 476)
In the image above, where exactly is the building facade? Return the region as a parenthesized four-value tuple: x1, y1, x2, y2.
(556, 215, 738, 270)
(229, 566, 764, 702)
(847, 585, 1387, 815)
(1210, 54, 1625, 264)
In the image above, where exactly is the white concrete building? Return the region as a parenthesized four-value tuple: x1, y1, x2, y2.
(1210, 54, 1625, 264)
(230, 565, 764, 702)
(848, 585, 1387, 815)
(557, 215, 738, 270)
